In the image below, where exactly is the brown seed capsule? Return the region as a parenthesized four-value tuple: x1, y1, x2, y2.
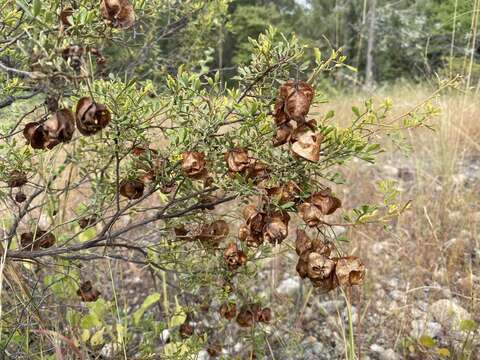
(174, 225, 191, 241)
(225, 148, 250, 173)
(243, 205, 266, 235)
(181, 151, 207, 179)
(279, 81, 315, 123)
(262, 211, 290, 245)
(219, 302, 237, 321)
(100, 0, 135, 29)
(236, 305, 256, 328)
(62, 45, 84, 71)
(334, 256, 365, 286)
(238, 225, 264, 248)
(23, 122, 51, 149)
(59, 7, 74, 28)
(309, 189, 342, 215)
(295, 229, 313, 257)
(206, 341, 222, 357)
(258, 308, 272, 323)
(78, 215, 97, 229)
(77, 281, 101, 302)
(290, 124, 322, 162)
(273, 95, 289, 126)
(223, 243, 247, 271)
(310, 272, 337, 293)
(43, 109, 76, 144)
(14, 192, 27, 203)
(119, 179, 144, 199)
(75, 97, 111, 136)
(307, 252, 335, 281)
(298, 202, 324, 227)
(296, 257, 309, 279)
(7, 170, 27, 188)
(179, 322, 194, 338)
(20, 230, 56, 250)
(196, 220, 229, 247)
(245, 160, 268, 182)
(273, 122, 293, 147)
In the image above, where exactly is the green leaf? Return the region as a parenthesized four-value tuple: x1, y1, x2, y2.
(133, 292, 161, 325)
(90, 328, 105, 346)
(459, 319, 477, 332)
(418, 335, 435, 348)
(80, 313, 101, 329)
(168, 306, 187, 328)
(32, 0, 41, 17)
(437, 348, 451, 357)
(352, 106, 360, 117)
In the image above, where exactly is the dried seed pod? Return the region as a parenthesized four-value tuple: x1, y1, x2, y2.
(258, 308, 272, 323)
(44, 95, 59, 113)
(174, 225, 191, 241)
(273, 95, 289, 126)
(238, 225, 264, 248)
(310, 272, 337, 293)
(262, 211, 290, 245)
(223, 243, 247, 271)
(290, 125, 322, 162)
(100, 0, 135, 29)
(307, 252, 335, 281)
(20, 230, 56, 250)
(309, 189, 342, 215)
(273, 122, 293, 147)
(267, 182, 299, 206)
(23, 122, 51, 149)
(245, 160, 268, 182)
(179, 322, 194, 338)
(119, 179, 144, 199)
(15, 192, 27, 203)
(181, 151, 207, 179)
(280, 80, 315, 122)
(62, 45, 84, 71)
(43, 109, 75, 144)
(77, 281, 101, 302)
(295, 229, 313, 257)
(196, 220, 229, 247)
(75, 97, 111, 136)
(334, 256, 365, 286)
(7, 170, 27, 188)
(225, 148, 250, 173)
(206, 341, 222, 357)
(219, 302, 237, 321)
(298, 202, 324, 227)
(296, 257, 309, 278)
(78, 215, 97, 229)
(243, 205, 266, 235)
(160, 180, 176, 194)
(236, 304, 256, 328)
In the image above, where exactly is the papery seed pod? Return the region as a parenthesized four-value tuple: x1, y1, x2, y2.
(160, 180, 176, 194)
(245, 160, 268, 182)
(298, 202, 324, 227)
(273, 95, 289, 126)
(7, 170, 27, 188)
(23, 122, 51, 149)
(225, 148, 250, 173)
(223, 243, 247, 271)
(280, 80, 315, 123)
(179, 322, 194, 338)
(296, 257, 309, 278)
(290, 125, 322, 162)
(78, 215, 97, 229)
(219, 302, 237, 321)
(15, 192, 27, 203)
(75, 97, 111, 136)
(258, 308, 272, 323)
(236, 305, 256, 328)
(262, 211, 290, 245)
(334, 256, 365, 286)
(20, 230, 55, 250)
(119, 179, 144, 199)
(310, 272, 337, 293)
(77, 281, 101, 302)
(206, 341, 222, 357)
(243, 205, 266, 235)
(62, 45, 84, 71)
(174, 225, 191, 241)
(44, 95, 59, 113)
(295, 229, 313, 257)
(309, 189, 342, 215)
(273, 122, 293, 147)
(43, 108, 75, 144)
(196, 220, 229, 247)
(100, 0, 135, 29)
(238, 225, 264, 248)
(181, 151, 207, 179)
(307, 252, 335, 280)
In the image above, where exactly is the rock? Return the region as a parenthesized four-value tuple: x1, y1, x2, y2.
(382, 165, 399, 178)
(277, 277, 300, 295)
(370, 344, 385, 353)
(389, 290, 404, 301)
(318, 300, 345, 315)
(410, 320, 442, 338)
(380, 349, 400, 360)
(160, 329, 170, 344)
(429, 299, 471, 331)
(196, 350, 209, 360)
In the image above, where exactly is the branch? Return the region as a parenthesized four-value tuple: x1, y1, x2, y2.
(0, 89, 42, 110)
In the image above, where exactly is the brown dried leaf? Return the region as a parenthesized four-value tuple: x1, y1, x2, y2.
(75, 97, 111, 136)
(100, 0, 135, 29)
